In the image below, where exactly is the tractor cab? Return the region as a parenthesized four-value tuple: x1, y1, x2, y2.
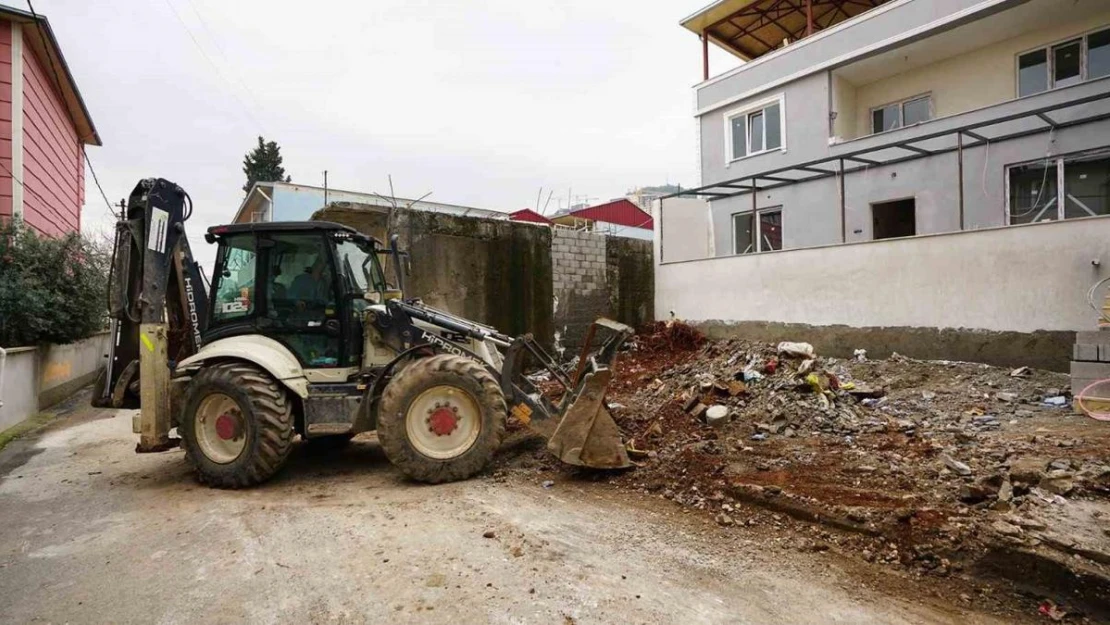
(204, 222, 389, 371)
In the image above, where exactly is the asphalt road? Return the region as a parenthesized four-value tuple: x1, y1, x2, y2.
(0, 400, 1018, 625)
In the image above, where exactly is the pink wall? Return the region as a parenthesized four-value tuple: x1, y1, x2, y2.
(22, 30, 82, 236)
(0, 22, 12, 223)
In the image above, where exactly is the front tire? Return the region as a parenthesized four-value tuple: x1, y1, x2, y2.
(377, 354, 506, 483)
(181, 362, 294, 488)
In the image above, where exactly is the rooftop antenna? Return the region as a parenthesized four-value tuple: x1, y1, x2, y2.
(323, 170, 328, 207)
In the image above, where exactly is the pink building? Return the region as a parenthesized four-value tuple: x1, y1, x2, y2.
(0, 5, 99, 236)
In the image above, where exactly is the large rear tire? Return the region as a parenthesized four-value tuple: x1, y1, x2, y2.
(181, 362, 294, 489)
(377, 354, 506, 483)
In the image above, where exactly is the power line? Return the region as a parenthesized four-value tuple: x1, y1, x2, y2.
(162, 0, 267, 135)
(0, 157, 60, 212)
(25, 0, 117, 221)
(183, 0, 267, 124)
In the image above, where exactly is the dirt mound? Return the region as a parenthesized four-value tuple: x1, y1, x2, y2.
(591, 334, 1110, 582)
(632, 320, 707, 353)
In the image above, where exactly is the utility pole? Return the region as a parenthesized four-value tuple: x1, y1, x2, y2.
(323, 170, 329, 207)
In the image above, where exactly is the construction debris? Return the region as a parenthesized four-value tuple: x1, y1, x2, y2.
(577, 323, 1110, 581)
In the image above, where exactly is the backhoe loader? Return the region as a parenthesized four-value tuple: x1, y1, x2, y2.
(93, 178, 632, 487)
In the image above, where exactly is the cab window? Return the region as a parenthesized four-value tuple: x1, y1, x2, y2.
(334, 238, 387, 296)
(212, 234, 256, 323)
(265, 233, 341, 368)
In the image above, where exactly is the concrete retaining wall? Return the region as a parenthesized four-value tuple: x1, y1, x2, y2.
(0, 332, 109, 431)
(317, 206, 655, 358)
(655, 215, 1110, 371)
(317, 206, 555, 347)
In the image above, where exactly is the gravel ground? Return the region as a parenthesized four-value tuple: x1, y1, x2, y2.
(0, 392, 1031, 625)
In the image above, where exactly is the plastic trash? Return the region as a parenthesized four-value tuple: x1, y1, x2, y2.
(777, 341, 815, 359)
(853, 348, 867, 362)
(1043, 396, 1068, 407)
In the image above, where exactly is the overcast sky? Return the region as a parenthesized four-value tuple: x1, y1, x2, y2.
(37, 0, 740, 269)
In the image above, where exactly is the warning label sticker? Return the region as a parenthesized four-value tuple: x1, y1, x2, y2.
(147, 207, 169, 254)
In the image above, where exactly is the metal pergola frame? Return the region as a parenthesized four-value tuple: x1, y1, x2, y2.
(663, 88, 1110, 255)
(696, 0, 889, 78)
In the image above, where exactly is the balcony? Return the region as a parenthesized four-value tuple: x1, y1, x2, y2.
(688, 0, 1022, 114)
(681, 0, 894, 80)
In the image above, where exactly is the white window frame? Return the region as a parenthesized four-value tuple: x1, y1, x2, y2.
(731, 207, 783, 255)
(1015, 25, 1110, 98)
(723, 93, 787, 164)
(868, 93, 933, 135)
(1004, 147, 1110, 225)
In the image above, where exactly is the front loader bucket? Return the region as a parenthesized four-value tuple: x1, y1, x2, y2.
(547, 368, 631, 468)
(501, 318, 634, 470)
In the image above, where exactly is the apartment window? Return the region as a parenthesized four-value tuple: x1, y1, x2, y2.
(872, 199, 916, 240)
(726, 96, 784, 161)
(732, 208, 783, 254)
(1007, 151, 1110, 224)
(1017, 27, 1110, 97)
(870, 95, 931, 134)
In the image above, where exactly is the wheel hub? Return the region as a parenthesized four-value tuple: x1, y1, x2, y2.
(427, 405, 459, 436)
(194, 393, 247, 464)
(215, 413, 240, 440)
(406, 387, 482, 460)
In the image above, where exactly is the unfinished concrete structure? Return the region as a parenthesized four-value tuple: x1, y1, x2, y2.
(316, 204, 654, 357)
(660, 0, 1110, 370)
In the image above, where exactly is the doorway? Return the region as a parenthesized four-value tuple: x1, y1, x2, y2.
(872, 198, 916, 240)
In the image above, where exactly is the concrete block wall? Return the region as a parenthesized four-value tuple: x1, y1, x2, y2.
(552, 229, 655, 356)
(552, 229, 610, 356)
(1071, 331, 1110, 407)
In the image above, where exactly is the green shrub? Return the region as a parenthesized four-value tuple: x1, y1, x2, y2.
(0, 222, 110, 348)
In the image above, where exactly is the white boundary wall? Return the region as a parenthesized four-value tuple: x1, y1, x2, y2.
(654, 207, 1110, 334)
(0, 333, 109, 431)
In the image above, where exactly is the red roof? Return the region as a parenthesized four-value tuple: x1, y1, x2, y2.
(569, 199, 653, 230)
(509, 208, 552, 224)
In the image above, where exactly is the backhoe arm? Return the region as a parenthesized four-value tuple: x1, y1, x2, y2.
(94, 178, 209, 452)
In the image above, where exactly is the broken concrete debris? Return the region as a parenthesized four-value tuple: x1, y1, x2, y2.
(705, 405, 730, 428)
(943, 456, 973, 477)
(569, 322, 1110, 588)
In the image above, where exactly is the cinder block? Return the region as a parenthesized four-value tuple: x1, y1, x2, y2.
(1077, 330, 1110, 343)
(1075, 343, 1100, 362)
(1070, 360, 1110, 381)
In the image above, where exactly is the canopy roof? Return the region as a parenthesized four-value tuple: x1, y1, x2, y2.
(681, 0, 892, 61)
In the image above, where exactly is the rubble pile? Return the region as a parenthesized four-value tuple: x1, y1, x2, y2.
(602, 328, 1110, 576)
